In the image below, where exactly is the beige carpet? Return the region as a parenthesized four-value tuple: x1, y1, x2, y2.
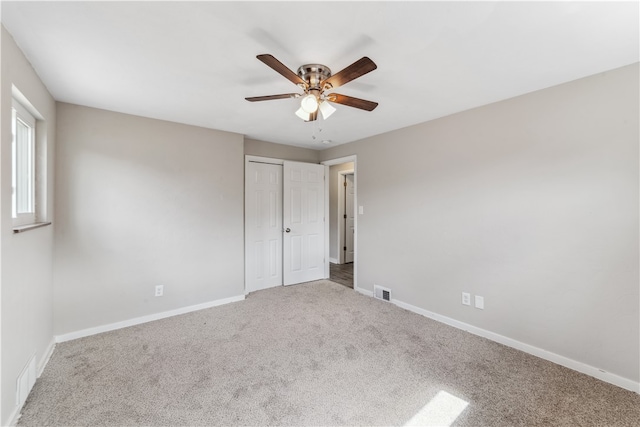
(18, 280, 640, 426)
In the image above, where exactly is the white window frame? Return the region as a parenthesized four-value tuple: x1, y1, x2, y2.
(12, 98, 37, 227)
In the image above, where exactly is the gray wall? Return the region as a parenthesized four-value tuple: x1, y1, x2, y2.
(54, 103, 245, 335)
(320, 64, 639, 384)
(1, 26, 57, 425)
(245, 138, 320, 163)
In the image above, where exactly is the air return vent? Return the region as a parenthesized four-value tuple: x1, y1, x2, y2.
(374, 285, 391, 302)
(16, 355, 36, 408)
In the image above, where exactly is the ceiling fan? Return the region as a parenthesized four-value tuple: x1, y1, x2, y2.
(245, 54, 378, 121)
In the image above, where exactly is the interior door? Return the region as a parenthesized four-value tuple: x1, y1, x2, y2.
(345, 174, 355, 263)
(283, 161, 326, 285)
(245, 161, 283, 292)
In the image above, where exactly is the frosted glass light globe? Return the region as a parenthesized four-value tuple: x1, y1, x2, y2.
(300, 94, 319, 113)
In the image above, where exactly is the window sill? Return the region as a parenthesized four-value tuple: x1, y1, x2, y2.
(13, 222, 52, 234)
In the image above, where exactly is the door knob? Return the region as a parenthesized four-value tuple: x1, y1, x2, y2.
(285, 228, 291, 233)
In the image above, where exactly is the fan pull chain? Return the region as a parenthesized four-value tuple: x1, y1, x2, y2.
(311, 116, 322, 141)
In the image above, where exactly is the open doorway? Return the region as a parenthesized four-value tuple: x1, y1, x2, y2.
(323, 157, 356, 289)
(342, 173, 355, 264)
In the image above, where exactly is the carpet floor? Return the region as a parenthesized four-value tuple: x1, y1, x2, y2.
(18, 280, 640, 426)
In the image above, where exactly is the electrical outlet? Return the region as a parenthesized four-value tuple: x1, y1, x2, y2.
(462, 292, 471, 306)
(155, 285, 164, 297)
(475, 295, 484, 310)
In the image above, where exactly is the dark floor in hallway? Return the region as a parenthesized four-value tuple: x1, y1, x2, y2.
(330, 262, 353, 288)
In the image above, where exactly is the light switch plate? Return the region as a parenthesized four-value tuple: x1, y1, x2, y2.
(475, 295, 484, 309)
(358, 205, 364, 215)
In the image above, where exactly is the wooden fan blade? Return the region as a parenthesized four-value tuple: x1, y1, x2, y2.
(257, 54, 307, 87)
(245, 93, 300, 102)
(321, 57, 377, 90)
(327, 93, 378, 111)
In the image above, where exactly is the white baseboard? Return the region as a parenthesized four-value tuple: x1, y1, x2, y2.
(354, 285, 373, 297)
(329, 257, 339, 264)
(391, 298, 639, 394)
(7, 405, 21, 427)
(37, 338, 56, 377)
(55, 294, 246, 343)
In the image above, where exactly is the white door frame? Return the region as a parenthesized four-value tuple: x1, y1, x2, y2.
(337, 169, 354, 264)
(321, 155, 357, 290)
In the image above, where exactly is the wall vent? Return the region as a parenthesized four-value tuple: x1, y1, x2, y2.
(374, 285, 391, 302)
(16, 355, 36, 408)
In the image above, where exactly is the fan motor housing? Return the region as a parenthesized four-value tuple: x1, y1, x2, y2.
(297, 64, 331, 90)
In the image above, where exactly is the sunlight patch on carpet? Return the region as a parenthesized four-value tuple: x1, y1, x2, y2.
(404, 390, 469, 426)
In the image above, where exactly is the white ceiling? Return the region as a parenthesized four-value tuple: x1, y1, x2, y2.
(2, 1, 638, 149)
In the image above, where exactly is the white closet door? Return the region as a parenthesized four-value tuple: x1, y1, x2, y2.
(245, 162, 282, 293)
(283, 161, 325, 285)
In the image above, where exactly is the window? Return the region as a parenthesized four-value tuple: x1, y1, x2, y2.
(12, 98, 37, 227)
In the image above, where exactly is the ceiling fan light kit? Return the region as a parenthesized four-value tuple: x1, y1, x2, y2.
(245, 54, 378, 123)
(300, 93, 319, 113)
(295, 107, 310, 121)
(318, 100, 336, 120)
